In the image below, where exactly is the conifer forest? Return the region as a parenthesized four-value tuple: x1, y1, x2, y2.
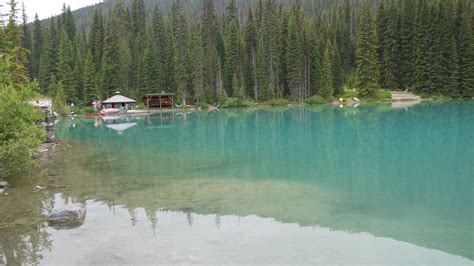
(17, 0, 474, 104)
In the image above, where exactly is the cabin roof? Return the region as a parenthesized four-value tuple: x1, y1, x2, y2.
(144, 92, 175, 97)
(103, 94, 136, 104)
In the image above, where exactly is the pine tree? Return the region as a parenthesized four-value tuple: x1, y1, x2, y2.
(31, 14, 42, 79)
(188, 23, 205, 101)
(171, 0, 189, 102)
(83, 49, 97, 103)
(223, 0, 239, 96)
(332, 41, 344, 96)
(58, 29, 77, 102)
(202, 0, 220, 100)
(4, 0, 29, 86)
(436, 1, 459, 96)
(381, 0, 400, 89)
(64, 6, 76, 41)
(355, 1, 379, 97)
(286, 7, 303, 100)
(399, 0, 416, 89)
(244, 8, 258, 100)
(311, 37, 323, 96)
(38, 18, 58, 93)
(257, 0, 279, 99)
(415, 0, 433, 94)
(130, 0, 146, 93)
(20, 1, 32, 78)
(456, 1, 474, 97)
(319, 41, 334, 98)
(278, 11, 289, 97)
(137, 26, 160, 95)
(376, 0, 387, 87)
(88, 9, 104, 73)
(152, 6, 166, 91)
(100, 17, 123, 98)
(163, 21, 176, 93)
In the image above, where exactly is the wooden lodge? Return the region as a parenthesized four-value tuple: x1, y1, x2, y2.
(143, 92, 175, 109)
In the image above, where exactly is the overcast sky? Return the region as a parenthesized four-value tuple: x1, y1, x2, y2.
(2, 0, 103, 22)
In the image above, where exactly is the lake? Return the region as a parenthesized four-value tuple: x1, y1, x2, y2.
(1, 101, 473, 264)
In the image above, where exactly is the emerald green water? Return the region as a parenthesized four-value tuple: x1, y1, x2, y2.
(1, 101, 473, 264)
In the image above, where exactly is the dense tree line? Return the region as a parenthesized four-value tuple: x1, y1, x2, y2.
(21, 0, 474, 105)
(1, 0, 45, 177)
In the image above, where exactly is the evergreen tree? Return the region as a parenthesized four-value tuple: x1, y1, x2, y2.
(4, 0, 29, 86)
(436, 1, 459, 96)
(286, 7, 303, 100)
(20, 1, 32, 78)
(100, 17, 123, 98)
(163, 21, 176, 92)
(456, 1, 474, 97)
(130, 0, 146, 93)
(152, 6, 167, 91)
(257, 0, 279, 99)
(381, 0, 400, 89)
(355, 1, 379, 97)
(278, 11, 289, 97)
(332, 41, 344, 96)
(31, 14, 42, 79)
(244, 8, 258, 100)
(223, 0, 239, 96)
(137, 26, 160, 95)
(171, 0, 189, 101)
(82, 49, 97, 103)
(202, 0, 220, 100)
(58, 29, 77, 102)
(319, 41, 334, 98)
(415, 0, 434, 94)
(311, 38, 323, 96)
(88, 9, 104, 73)
(399, 0, 416, 89)
(38, 18, 58, 93)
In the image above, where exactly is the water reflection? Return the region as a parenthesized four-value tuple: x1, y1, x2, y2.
(1, 101, 473, 264)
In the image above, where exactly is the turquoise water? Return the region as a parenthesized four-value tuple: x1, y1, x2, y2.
(1, 101, 473, 264)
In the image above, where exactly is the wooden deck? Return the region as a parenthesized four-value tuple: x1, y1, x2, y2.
(391, 91, 422, 102)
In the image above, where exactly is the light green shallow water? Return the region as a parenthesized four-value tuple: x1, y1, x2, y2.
(1, 101, 473, 264)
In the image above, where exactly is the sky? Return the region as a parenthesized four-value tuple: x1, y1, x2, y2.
(2, 0, 103, 22)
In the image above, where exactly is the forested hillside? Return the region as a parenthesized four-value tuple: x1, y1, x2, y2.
(20, 0, 474, 105)
(68, 0, 359, 29)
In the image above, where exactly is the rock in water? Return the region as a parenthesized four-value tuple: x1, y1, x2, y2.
(48, 206, 86, 229)
(0, 181, 8, 188)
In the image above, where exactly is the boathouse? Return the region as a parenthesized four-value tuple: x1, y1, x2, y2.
(102, 91, 136, 109)
(143, 92, 175, 109)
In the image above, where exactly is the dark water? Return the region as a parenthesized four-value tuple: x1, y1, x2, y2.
(1, 101, 473, 264)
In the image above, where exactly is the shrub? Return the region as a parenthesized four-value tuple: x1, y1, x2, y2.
(340, 89, 359, 99)
(0, 83, 45, 178)
(265, 98, 291, 106)
(305, 95, 328, 105)
(374, 89, 391, 101)
(51, 82, 69, 116)
(221, 97, 254, 108)
(74, 106, 96, 114)
(197, 102, 209, 110)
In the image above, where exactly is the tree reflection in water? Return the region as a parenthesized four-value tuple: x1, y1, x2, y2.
(0, 101, 473, 263)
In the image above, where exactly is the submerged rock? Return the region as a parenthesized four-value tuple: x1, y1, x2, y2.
(48, 206, 86, 229)
(35, 185, 46, 190)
